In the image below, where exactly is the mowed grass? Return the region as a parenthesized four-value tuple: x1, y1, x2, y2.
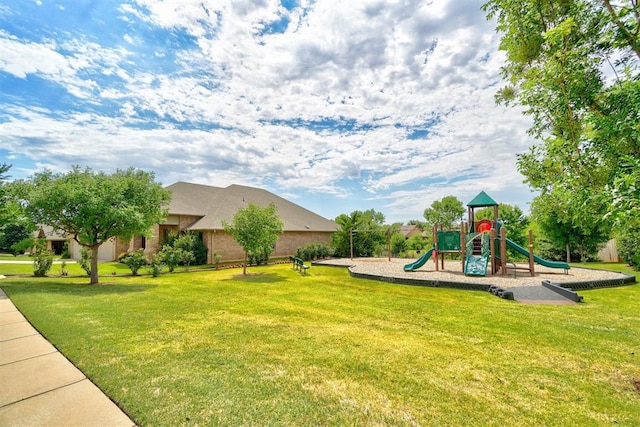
(2, 263, 640, 426)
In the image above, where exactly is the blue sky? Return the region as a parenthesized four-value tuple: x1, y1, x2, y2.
(0, 0, 537, 223)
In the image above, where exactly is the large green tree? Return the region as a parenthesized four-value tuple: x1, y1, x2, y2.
(482, 0, 640, 230)
(0, 164, 35, 252)
(222, 203, 283, 275)
(332, 209, 386, 258)
(423, 196, 465, 229)
(531, 191, 611, 262)
(24, 167, 171, 284)
(0, 164, 14, 228)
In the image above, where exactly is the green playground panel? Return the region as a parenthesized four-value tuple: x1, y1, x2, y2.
(437, 231, 461, 251)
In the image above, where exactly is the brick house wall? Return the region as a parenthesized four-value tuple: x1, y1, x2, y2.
(205, 230, 333, 263)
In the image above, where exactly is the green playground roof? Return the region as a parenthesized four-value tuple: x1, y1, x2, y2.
(467, 191, 498, 207)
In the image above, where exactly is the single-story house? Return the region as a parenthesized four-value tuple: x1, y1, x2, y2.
(147, 182, 338, 263)
(399, 225, 423, 239)
(37, 182, 339, 263)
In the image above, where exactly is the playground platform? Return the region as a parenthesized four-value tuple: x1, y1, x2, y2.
(313, 258, 636, 304)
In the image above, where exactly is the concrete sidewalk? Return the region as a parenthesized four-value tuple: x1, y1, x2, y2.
(0, 289, 135, 426)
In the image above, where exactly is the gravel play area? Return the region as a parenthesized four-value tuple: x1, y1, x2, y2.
(314, 257, 629, 289)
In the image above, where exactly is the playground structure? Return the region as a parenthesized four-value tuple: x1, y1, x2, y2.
(404, 191, 570, 276)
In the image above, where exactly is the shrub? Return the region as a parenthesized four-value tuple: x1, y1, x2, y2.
(192, 238, 208, 265)
(213, 252, 222, 269)
(32, 239, 53, 277)
(79, 248, 92, 276)
(163, 231, 207, 266)
(407, 234, 427, 251)
(390, 232, 407, 256)
(61, 241, 71, 259)
(121, 249, 148, 275)
(248, 247, 270, 265)
(158, 246, 181, 272)
(295, 242, 334, 261)
(179, 249, 195, 271)
(147, 253, 165, 277)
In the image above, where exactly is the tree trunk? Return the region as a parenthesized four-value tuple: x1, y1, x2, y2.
(243, 251, 247, 275)
(90, 245, 100, 285)
(565, 242, 571, 264)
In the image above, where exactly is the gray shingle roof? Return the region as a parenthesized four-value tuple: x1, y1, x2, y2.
(165, 182, 338, 232)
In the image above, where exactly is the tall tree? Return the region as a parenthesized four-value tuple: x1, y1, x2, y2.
(222, 203, 283, 275)
(423, 196, 465, 229)
(531, 190, 610, 262)
(482, 0, 640, 229)
(332, 209, 386, 258)
(24, 167, 171, 284)
(0, 164, 13, 228)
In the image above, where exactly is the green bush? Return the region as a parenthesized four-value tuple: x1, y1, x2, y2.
(79, 248, 92, 276)
(618, 231, 640, 269)
(390, 232, 407, 256)
(32, 239, 53, 277)
(157, 246, 182, 272)
(248, 248, 270, 265)
(147, 253, 165, 277)
(61, 241, 70, 259)
(121, 249, 148, 275)
(163, 231, 207, 266)
(295, 242, 334, 261)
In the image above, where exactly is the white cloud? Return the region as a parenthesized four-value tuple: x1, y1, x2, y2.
(0, 0, 539, 223)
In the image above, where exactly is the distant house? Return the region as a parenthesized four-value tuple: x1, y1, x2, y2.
(34, 226, 129, 261)
(399, 225, 422, 239)
(141, 182, 338, 263)
(36, 182, 338, 263)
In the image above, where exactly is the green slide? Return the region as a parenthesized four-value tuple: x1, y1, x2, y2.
(464, 233, 490, 276)
(403, 248, 435, 271)
(505, 238, 570, 270)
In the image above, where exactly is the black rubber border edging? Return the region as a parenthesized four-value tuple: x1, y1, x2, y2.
(314, 261, 638, 294)
(347, 267, 491, 291)
(542, 280, 584, 302)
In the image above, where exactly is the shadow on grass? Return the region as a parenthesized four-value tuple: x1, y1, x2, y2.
(1, 280, 156, 298)
(221, 272, 290, 284)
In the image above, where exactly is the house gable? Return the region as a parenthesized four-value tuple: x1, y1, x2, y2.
(165, 182, 338, 233)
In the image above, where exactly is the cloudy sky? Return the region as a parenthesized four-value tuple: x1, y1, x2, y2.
(0, 0, 538, 223)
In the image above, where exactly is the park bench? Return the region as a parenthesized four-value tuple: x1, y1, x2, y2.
(289, 256, 310, 275)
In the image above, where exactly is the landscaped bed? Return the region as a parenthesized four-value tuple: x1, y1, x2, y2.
(1, 263, 639, 426)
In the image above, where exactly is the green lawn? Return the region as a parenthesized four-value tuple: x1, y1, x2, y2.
(0, 258, 131, 276)
(2, 263, 639, 426)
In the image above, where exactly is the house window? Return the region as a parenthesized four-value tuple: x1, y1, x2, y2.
(141, 236, 146, 249)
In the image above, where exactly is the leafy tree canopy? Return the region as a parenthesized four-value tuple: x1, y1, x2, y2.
(332, 209, 386, 258)
(423, 196, 465, 229)
(482, 0, 640, 229)
(222, 203, 283, 275)
(24, 166, 171, 284)
(531, 190, 611, 262)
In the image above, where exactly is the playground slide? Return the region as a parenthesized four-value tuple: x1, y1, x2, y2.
(464, 255, 489, 276)
(403, 248, 435, 272)
(464, 232, 491, 276)
(505, 238, 570, 270)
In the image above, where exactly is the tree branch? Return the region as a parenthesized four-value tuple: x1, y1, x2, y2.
(602, 0, 640, 58)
